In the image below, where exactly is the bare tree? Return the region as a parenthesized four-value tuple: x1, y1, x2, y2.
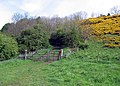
(12, 13, 24, 23)
(72, 11, 88, 20)
(78, 11, 88, 19)
(91, 12, 100, 18)
(24, 12, 29, 19)
(110, 5, 120, 14)
(91, 12, 95, 18)
(12, 12, 30, 23)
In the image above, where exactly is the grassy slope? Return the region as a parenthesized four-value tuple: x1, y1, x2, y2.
(43, 42, 120, 86)
(0, 60, 47, 86)
(44, 58, 120, 86)
(80, 14, 120, 47)
(0, 42, 120, 86)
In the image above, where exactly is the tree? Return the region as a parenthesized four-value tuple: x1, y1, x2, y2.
(49, 29, 66, 47)
(71, 11, 88, 20)
(49, 28, 83, 48)
(0, 33, 18, 61)
(12, 12, 30, 23)
(1, 23, 11, 32)
(80, 27, 93, 42)
(17, 25, 50, 53)
(107, 13, 111, 16)
(110, 6, 120, 14)
(91, 12, 95, 18)
(91, 12, 100, 18)
(66, 28, 83, 48)
(12, 13, 24, 23)
(2, 16, 36, 36)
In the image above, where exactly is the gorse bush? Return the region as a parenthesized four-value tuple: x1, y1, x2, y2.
(0, 33, 18, 61)
(80, 14, 120, 48)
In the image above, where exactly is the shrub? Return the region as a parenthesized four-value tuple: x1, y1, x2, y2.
(18, 44, 27, 54)
(17, 25, 50, 53)
(78, 43, 89, 50)
(49, 29, 66, 47)
(1, 23, 11, 32)
(0, 33, 18, 61)
(49, 28, 83, 48)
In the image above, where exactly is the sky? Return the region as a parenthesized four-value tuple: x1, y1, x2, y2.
(0, 0, 120, 30)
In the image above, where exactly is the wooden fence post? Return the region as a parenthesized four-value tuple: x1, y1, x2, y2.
(25, 50, 27, 60)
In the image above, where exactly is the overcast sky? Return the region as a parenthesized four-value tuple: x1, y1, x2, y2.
(0, 0, 120, 29)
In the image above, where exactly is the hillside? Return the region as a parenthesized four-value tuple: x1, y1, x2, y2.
(80, 14, 120, 48)
(0, 42, 120, 86)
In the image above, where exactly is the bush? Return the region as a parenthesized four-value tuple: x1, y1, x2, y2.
(49, 28, 83, 48)
(78, 43, 88, 50)
(0, 33, 18, 61)
(49, 29, 66, 47)
(18, 44, 27, 54)
(65, 28, 83, 48)
(17, 25, 50, 53)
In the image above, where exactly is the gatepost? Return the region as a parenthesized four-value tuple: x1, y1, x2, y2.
(25, 49, 27, 60)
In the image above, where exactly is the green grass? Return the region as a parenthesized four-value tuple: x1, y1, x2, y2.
(42, 41, 120, 86)
(0, 59, 47, 86)
(0, 41, 120, 86)
(29, 49, 59, 61)
(74, 41, 120, 62)
(28, 49, 49, 60)
(43, 58, 120, 86)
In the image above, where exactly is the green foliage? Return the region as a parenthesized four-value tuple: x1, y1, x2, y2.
(0, 33, 18, 61)
(18, 44, 27, 53)
(49, 28, 83, 48)
(78, 43, 89, 50)
(1, 23, 11, 32)
(66, 28, 83, 47)
(17, 25, 50, 53)
(49, 29, 66, 47)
